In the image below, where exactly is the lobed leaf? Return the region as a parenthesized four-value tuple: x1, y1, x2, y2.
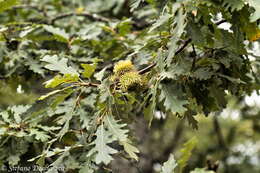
(87, 124, 118, 165)
(161, 154, 178, 173)
(81, 63, 97, 78)
(41, 55, 79, 75)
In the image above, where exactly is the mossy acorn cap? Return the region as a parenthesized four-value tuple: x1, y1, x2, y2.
(113, 60, 134, 74)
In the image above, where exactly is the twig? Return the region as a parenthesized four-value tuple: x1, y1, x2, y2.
(175, 38, 192, 55)
(244, 55, 260, 87)
(215, 19, 227, 25)
(138, 63, 157, 74)
(191, 44, 197, 71)
(137, 18, 227, 73)
(74, 82, 100, 87)
(138, 38, 192, 74)
(50, 12, 112, 24)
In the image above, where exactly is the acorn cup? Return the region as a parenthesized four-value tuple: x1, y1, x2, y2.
(111, 60, 147, 92)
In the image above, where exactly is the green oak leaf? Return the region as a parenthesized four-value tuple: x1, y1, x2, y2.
(7, 155, 20, 166)
(43, 25, 69, 43)
(104, 115, 128, 141)
(29, 128, 50, 142)
(41, 55, 79, 75)
(10, 105, 30, 123)
(160, 84, 188, 114)
(167, 4, 186, 64)
(222, 0, 245, 12)
(130, 0, 143, 12)
(248, 0, 260, 22)
(87, 124, 118, 165)
(104, 115, 139, 160)
(149, 13, 171, 33)
(193, 68, 214, 80)
(161, 154, 177, 173)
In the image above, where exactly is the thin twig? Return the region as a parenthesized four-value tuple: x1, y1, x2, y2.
(138, 63, 157, 74)
(215, 19, 227, 25)
(244, 55, 260, 82)
(191, 44, 197, 71)
(74, 82, 100, 87)
(138, 19, 227, 74)
(138, 38, 192, 74)
(175, 38, 192, 55)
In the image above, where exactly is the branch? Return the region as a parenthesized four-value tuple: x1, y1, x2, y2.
(215, 19, 227, 25)
(244, 55, 260, 89)
(175, 38, 192, 55)
(138, 63, 157, 74)
(142, 119, 185, 173)
(137, 18, 227, 73)
(138, 38, 192, 74)
(191, 44, 197, 71)
(50, 12, 112, 24)
(160, 119, 184, 159)
(13, 6, 112, 24)
(213, 116, 228, 150)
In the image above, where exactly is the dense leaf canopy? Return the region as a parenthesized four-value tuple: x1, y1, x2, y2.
(0, 0, 260, 172)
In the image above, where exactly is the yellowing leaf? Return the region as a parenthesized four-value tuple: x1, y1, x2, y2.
(44, 74, 79, 88)
(75, 7, 84, 14)
(0, 0, 20, 13)
(191, 168, 215, 173)
(81, 63, 97, 78)
(249, 28, 260, 41)
(178, 137, 198, 172)
(121, 141, 139, 161)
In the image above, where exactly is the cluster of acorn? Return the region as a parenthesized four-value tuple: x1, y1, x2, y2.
(110, 60, 147, 92)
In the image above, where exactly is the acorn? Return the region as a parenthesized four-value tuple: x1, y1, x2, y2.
(119, 71, 143, 91)
(111, 60, 147, 92)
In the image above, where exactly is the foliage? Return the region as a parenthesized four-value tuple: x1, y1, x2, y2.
(0, 0, 260, 172)
(161, 154, 177, 173)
